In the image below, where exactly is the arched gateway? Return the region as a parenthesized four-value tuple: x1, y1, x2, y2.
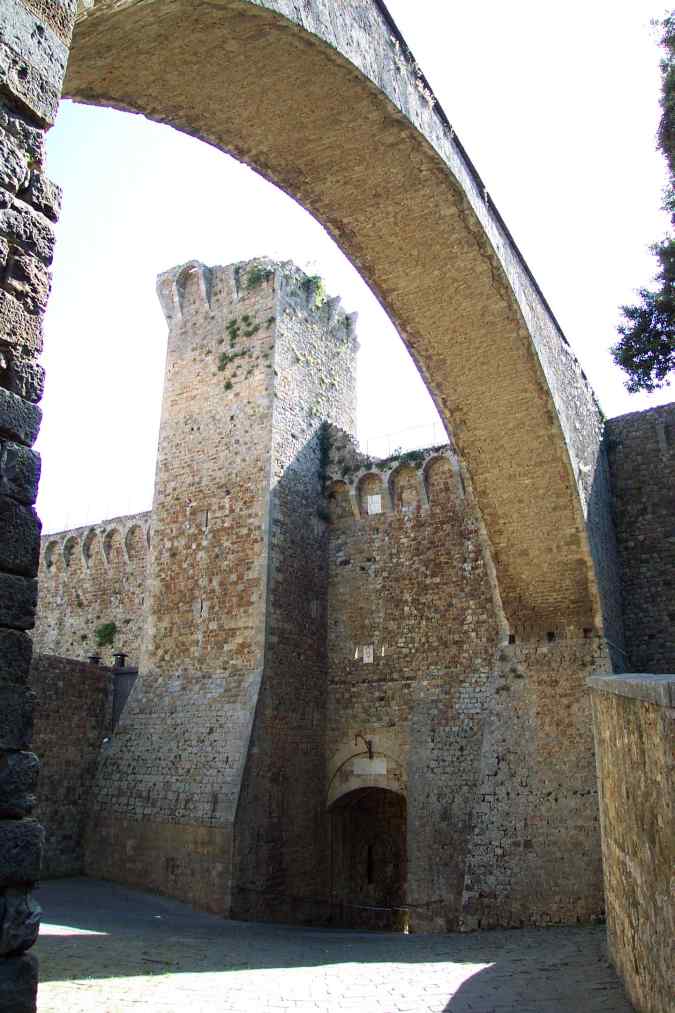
(0, 4, 628, 1009)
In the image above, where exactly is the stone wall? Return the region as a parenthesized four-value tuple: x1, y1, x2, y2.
(34, 511, 150, 667)
(606, 403, 675, 673)
(231, 268, 357, 922)
(29, 654, 112, 877)
(589, 674, 674, 1013)
(324, 434, 606, 932)
(85, 258, 358, 916)
(0, 3, 78, 1011)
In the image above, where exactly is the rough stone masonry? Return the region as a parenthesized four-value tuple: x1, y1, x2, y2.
(0, 3, 78, 1012)
(34, 257, 618, 934)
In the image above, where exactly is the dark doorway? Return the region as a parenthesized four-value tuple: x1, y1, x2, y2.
(329, 787, 407, 930)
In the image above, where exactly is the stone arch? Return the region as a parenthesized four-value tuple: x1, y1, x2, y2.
(326, 480, 354, 523)
(125, 524, 148, 563)
(62, 535, 80, 569)
(389, 463, 421, 514)
(43, 540, 60, 572)
(357, 473, 385, 519)
(102, 527, 124, 567)
(328, 787, 407, 927)
(82, 528, 101, 568)
(65, 0, 617, 637)
(424, 455, 459, 505)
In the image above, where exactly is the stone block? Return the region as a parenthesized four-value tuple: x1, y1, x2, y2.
(0, 353, 45, 404)
(0, 443, 40, 505)
(20, 1, 78, 46)
(0, 387, 41, 446)
(0, 497, 40, 576)
(0, 752, 38, 818)
(0, 952, 37, 1012)
(0, 887, 40, 956)
(0, 629, 32, 682)
(0, 41, 60, 128)
(0, 821, 43, 887)
(0, 1, 69, 126)
(0, 104, 44, 165)
(0, 290, 42, 354)
(0, 134, 30, 194)
(0, 192, 55, 265)
(0, 573, 37, 629)
(3, 250, 50, 314)
(0, 685, 34, 749)
(24, 172, 61, 222)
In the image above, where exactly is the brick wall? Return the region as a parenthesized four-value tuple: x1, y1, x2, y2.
(606, 403, 675, 673)
(34, 512, 150, 667)
(29, 654, 112, 877)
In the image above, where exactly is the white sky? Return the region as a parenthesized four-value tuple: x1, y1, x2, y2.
(37, 0, 672, 533)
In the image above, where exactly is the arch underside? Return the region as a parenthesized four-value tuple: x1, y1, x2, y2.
(65, 0, 610, 635)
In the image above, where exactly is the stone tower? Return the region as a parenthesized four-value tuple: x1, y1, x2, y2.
(84, 258, 358, 914)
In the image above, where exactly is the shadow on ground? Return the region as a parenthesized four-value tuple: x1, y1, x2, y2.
(34, 878, 632, 1012)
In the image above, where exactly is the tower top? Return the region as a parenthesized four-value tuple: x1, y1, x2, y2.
(156, 256, 359, 350)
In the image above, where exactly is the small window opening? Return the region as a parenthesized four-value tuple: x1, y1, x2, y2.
(546, 631, 556, 642)
(367, 494, 382, 515)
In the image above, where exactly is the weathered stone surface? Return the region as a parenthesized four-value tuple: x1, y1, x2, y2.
(23, 172, 60, 221)
(34, 511, 150, 666)
(0, 388, 41, 446)
(0, 889, 40, 955)
(30, 656, 111, 876)
(0, 353, 45, 404)
(0, 290, 42, 354)
(606, 403, 675, 673)
(590, 677, 674, 1013)
(3, 251, 50, 314)
(0, 192, 55, 265)
(0, 443, 40, 505)
(0, 629, 32, 683)
(0, 574, 37, 630)
(20, 1, 78, 46)
(0, 686, 34, 750)
(0, 752, 38, 819)
(0, 106, 43, 165)
(0, 952, 37, 1013)
(0, 1, 69, 125)
(0, 135, 30, 195)
(0, 497, 39, 576)
(0, 821, 43, 887)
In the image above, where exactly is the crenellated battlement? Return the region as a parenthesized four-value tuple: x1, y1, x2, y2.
(324, 424, 462, 520)
(41, 511, 151, 574)
(157, 256, 358, 350)
(34, 510, 151, 667)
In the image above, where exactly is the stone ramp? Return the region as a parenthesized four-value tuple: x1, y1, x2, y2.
(34, 878, 633, 1012)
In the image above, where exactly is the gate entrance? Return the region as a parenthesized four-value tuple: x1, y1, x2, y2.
(329, 788, 407, 931)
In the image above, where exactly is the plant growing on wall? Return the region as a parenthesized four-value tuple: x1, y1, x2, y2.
(95, 622, 117, 648)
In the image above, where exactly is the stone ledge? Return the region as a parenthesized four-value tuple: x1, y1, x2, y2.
(587, 673, 675, 707)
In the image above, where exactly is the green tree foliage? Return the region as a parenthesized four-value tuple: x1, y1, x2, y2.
(612, 13, 675, 393)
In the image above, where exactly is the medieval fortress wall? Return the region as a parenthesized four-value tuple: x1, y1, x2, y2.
(29, 255, 675, 935)
(34, 511, 150, 667)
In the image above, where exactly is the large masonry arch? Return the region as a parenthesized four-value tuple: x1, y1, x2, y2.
(65, 0, 621, 643)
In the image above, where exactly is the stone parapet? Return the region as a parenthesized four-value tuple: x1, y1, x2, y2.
(588, 673, 674, 1013)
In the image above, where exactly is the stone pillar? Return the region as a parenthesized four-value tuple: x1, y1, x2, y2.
(588, 674, 674, 1013)
(0, 3, 76, 1010)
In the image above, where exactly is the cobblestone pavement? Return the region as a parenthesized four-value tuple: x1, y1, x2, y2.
(34, 879, 633, 1013)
